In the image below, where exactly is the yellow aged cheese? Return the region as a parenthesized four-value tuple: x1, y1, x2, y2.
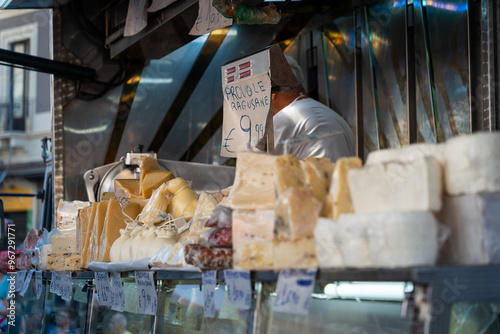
(170, 187, 198, 218)
(122, 202, 141, 220)
(139, 157, 161, 194)
(236, 243, 273, 270)
(100, 198, 129, 262)
(304, 157, 335, 217)
(81, 203, 98, 268)
(78, 204, 96, 252)
(166, 177, 188, 194)
(93, 200, 109, 262)
(140, 183, 170, 225)
(275, 154, 306, 195)
(229, 152, 277, 210)
(326, 157, 362, 219)
(273, 237, 318, 270)
(142, 170, 173, 199)
(47, 253, 81, 271)
(114, 179, 141, 199)
(275, 187, 319, 241)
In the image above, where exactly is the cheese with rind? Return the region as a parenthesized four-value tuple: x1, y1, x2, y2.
(274, 154, 306, 195)
(142, 170, 173, 199)
(272, 237, 318, 270)
(304, 157, 335, 217)
(326, 157, 362, 219)
(100, 198, 129, 262)
(114, 179, 141, 199)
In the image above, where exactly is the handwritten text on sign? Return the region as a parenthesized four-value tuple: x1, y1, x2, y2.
(61, 275, 73, 301)
(135, 271, 157, 315)
(202, 270, 217, 318)
(224, 270, 252, 310)
(50, 272, 62, 296)
(110, 272, 126, 312)
(35, 271, 43, 300)
(221, 73, 271, 157)
(274, 269, 317, 316)
(190, 0, 232, 36)
(95, 272, 112, 306)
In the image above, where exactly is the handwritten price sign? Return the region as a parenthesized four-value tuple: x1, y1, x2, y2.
(135, 271, 157, 315)
(190, 0, 232, 35)
(110, 272, 126, 312)
(95, 272, 112, 306)
(221, 73, 272, 157)
(274, 269, 317, 316)
(224, 270, 252, 310)
(202, 270, 217, 318)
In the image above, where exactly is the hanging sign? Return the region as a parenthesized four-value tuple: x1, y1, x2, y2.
(223, 270, 252, 310)
(274, 269, 317, 316)
(135, 271, 157, 315)
(16, 270, 27, 293)
(35, 271, 43, 300)
(124, 0, 148, 37)
(61, 274, 73, 302)
(19, 270, 33, 297)
(110, 272, 126, 312)
(202, 270, 217, 318)
(95, 272, 112, 306)
(189, 0, 233, 36)
(50, 272, 63, 296)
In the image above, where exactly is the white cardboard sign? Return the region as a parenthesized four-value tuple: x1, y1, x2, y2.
(274, 269, 317, 316)
(189, 0, 232, 36)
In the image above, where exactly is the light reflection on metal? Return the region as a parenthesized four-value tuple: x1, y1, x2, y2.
(395, 0, 468, 11)
(126, 75, 141, 84)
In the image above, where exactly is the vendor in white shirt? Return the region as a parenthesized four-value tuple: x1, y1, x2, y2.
(273, 56, 355, 162)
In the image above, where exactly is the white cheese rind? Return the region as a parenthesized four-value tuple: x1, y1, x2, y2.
(348, 156, 443, 214)
(444, 132, 500, 195)
(314, 218, 343, 269)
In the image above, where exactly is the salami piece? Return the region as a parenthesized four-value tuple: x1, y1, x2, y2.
(204, 227, 232, 248)
(184, 244, 232, 269)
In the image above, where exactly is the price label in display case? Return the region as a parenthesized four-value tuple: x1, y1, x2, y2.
(224, 270, 252, 310)
(202, 270, 217, 318)
(274, 269, 317, 316)
(35, 271, 43, 300)
(50, 272, 63, 296)
(61, 275, 73, 301)
(95, 272, 112, 306)
(16, 270, 27, 292)
(135, 271, 157, 315)
(19, 270, 33, 297)
(110, 272, 125, 312)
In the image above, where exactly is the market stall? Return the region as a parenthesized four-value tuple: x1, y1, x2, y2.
(2, 0, 500, 333)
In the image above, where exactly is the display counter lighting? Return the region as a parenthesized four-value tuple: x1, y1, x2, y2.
(323, 282, 413, 301)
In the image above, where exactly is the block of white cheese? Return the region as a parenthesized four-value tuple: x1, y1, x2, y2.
(366, 143, 445, 167)
(335, 214, 372, 268)
(314, 218, 343, 269)
(272, 237, 318, 270)
(436, 192, 500, 265)
(47, 253, 81, 271)
(235, 243, 273, 270)
(274, 187, 319, 241)
(366, 211, 439, 268)
(326, 157, 362, 219)
(229, 152, 277, 210)
(52, 233, 78, 253)
(274, 154, 306, 196)
(232, 209, 274, 269)
(303, 157, 335, 217)
(348, 156, 442, 214)
(444, 132, 500, 195)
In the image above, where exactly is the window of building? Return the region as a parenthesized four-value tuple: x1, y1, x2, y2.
(9, 39, 30, 131)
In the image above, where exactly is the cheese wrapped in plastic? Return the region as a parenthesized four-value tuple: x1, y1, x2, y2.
(139, 183, 170, 226)
(184, 244, 232, 270)
(56, 200, 91, 234)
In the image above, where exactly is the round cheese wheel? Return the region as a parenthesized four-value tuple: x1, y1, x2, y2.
(167, 178, 188, 194)
(110, 229, 130, 262)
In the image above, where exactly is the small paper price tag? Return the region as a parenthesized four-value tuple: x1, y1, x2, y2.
(16, 270, 27, 292)
(50, 272, 63, 296)
(110, 272, 125, 312)
(135, 271, 157, 315)
(274, 269, 317, 316)
(202, 270, 217, 318)
(35, 271, 43, 300)
(19, 270, 33, 297)
(189, 0, 232, 36)
(224, 270, 251, 310)
(61, 275, 73, 301)
(94, 272, 112, 306)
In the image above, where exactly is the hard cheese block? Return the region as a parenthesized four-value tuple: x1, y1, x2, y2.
(47, 253, 81, 271)
(142, 170, 173, 199)
(100, 198, 129, 262)
(229, 152, 277, 210)
(314, 218, 343, 269)
(232, 210, 274, 269)
(92, 200, 109, 262)
(114, 179, 141, 199)
(348, 156, 442, 214)
(81, 203, 98, 268)
(274, 187, 319, 241)
(77, 203, 97, 253)
(326, 157, 362, 219)
(366, 143, 445, 167)
(274, 154, 306, 196)
(444, 132, 500, 195)
(304, 157, 335, 217)
(139, 156, 161, 194)
(436, 192, 500, 265)
(272, 237, 318, 270)
(52, 233, 78, 253)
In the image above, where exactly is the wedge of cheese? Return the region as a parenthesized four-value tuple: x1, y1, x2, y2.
(274, 187, 319, 241)
(81, 204, 98, 268)
(304, 157, 335, 217)
(326, 157, 362, 219)
(444, 132, 500, 195)
(142, 170, 173, 199)
(77, 204, 96, 252)
(123, 202, 141, 220)
(100, 198, 129, 262)
(139, 157, 161, 194)
(274, 154, 306, 196)
(229, 152, 277, 210)
(115, 179, 141, 199)
(92, 200, 109, 262)
(273, 238, 318, 270)
(348, 156, 442, 214)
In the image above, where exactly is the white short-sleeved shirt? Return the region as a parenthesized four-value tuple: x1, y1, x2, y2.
(273, 97, 355, 162)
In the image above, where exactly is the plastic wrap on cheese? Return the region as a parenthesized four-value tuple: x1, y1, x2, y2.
(184, 244, 232, 270)
(56, 200, 91, 234)
(205, 205, 232, 228)
(201, 227, 232, 248)
(138, 183, 171, 226)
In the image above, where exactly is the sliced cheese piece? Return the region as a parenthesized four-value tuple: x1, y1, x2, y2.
(326, 157, 362, 219)
(314, 218, 343, 269)
(235, 243, 273, 270)
(93, 200, 109, 262)
(81, 205, 97, 268)
(100, 198, 129, 262)
(140, 183, 170, 225)
(114, 179, 141, 199)
(444, 132, 500, 195)
(436, 192, 500, 265)
(52, 233, 78, 253)
(304, 157, 335, 217)
(229, 152, 277, 210)
(272, 237, 318, 270)
(170, 188, 198, 218)
(142, 170, 173, 199)
(348, 156, 442, 214)
(47, 253, 81, 271)
(274, 154, 306, 195)
(77, 204, 94, 252)
(274, 187, 319, 241)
